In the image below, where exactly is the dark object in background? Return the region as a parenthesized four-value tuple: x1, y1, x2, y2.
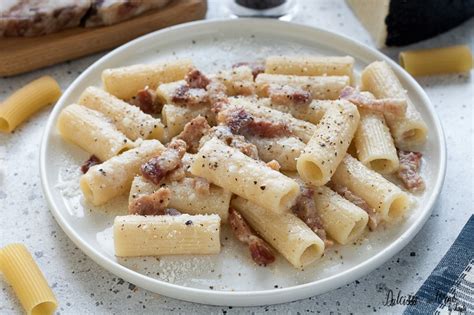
(347, 0, 474, 47)
(228, 0, 296, 20)
(236, 0, 286, 10)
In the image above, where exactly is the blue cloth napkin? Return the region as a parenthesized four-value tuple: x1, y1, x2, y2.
(404, 215, 473, 314)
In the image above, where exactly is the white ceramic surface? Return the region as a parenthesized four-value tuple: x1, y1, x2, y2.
(39, 19, 446, 306)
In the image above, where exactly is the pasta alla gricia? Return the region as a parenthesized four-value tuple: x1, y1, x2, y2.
(55, 55, 428, 269)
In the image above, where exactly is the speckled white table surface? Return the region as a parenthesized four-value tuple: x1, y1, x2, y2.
(0, 1, 473, 314)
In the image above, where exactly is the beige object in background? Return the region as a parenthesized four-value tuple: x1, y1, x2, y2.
(346, 0, 389, 48)
(400, 45, 473, 76)
(0, 244, 57, 315)
(0, 76, 61, 133)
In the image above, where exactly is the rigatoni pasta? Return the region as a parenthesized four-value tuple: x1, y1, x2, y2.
(311, 186, 368, 244)
(332, 154, 409, 221)
(80, 139, 165, 205)
(56, 53, 428, 270)
(0, 76, 61, 133)
(161, 104, 215, 138)
(213, 66, 255, 95)
(247, 135, 305, 171)
(0, 244, 57, 315)
(297, 100, 360, 186)
(265, 55, 354, 80)
(354, 109, 399, 174)
(399, 45, 473, 76)
(102, 59, 193, 100)
(114, 214, 221, 256)
(256, 73, 350, 100)
(265, 99, 331, 125)
(78, 86, 165, 141)
(190, 138, 300, 213)
(231, 197, 324, 268)
(230, 97, 317, 143)
(129, 176, 232, 222)
(57, 104, 134, 161)
(361, 61, 428, 148)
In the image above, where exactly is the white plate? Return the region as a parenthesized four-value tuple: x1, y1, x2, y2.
(40, 19, 446, 306)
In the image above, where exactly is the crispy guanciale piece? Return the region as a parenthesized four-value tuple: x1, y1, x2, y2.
(185, 69, 211, 89)
(232, 62, 265, 79)
(128, 187, 172, 215)
(267, 85, 312, 106)
(218, 107, 291, 138)
(176, 116, 211, 153)
(340, 86, 406, 116)
(128, 87, 162, 115)
(397, 150, 425, 192)
(329, 182, 379, 231)
(171, 85, 209, 107)
(228, 207, 275, 266)
(81, 155, 102, 174)
(141, 139, 186, 185)
(291, 186, 329, 244)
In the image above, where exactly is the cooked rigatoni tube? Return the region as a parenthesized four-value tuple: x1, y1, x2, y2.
(0, 76, 61, 133)
(265, 55, 354, 79)
(0, 244, 58, 315)
(230, 97, 316, 143)
(361, 61, 428, 148)
(102, 59, 193, 100)
(80, 139, 165, 206)
(114, 214, 221, 257)
(256, 73, 350, 100)
(332, 154, 409, 221)
(297, 100, 360, 186)
(213, 66, 255, 95)
(354, 109, 399, 174)
(78, 86, 165, 141)
(191, 138, 300, 213)
(57, 104, 133, 161)
(265, 99, 332, 125)
(312, 186, 368, 244)
(129, 176, 232, 222)
(162, 104, 215, 138)
(246, 135, 305, 171)
(231, 197, 324, 268)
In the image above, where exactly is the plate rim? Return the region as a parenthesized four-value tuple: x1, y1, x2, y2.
(39, 18, 447, 306)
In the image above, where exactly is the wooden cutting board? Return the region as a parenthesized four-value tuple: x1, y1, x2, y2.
(0, 0, 207, 77)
